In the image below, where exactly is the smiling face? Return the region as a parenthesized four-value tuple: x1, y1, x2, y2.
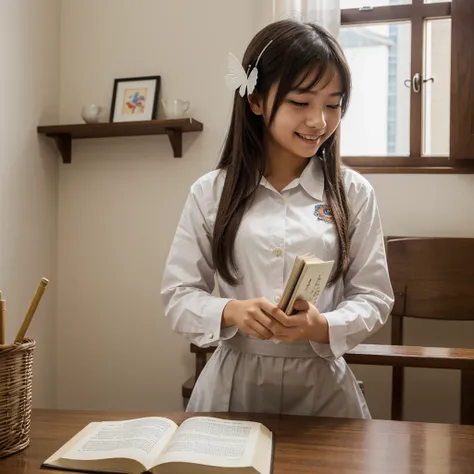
(249, 66, 343, 162)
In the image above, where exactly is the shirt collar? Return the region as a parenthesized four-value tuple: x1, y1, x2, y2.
(259, 157, 325, 201)
(298, 157, 325, 201)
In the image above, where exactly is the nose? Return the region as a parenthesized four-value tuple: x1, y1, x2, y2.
(305, 107, 326, 131)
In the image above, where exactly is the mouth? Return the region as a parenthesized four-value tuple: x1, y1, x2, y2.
(295, 132, 323, 145)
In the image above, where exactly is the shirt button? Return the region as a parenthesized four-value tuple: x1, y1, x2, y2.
(209, 333, 214, 340)
(273, 248, 282, 257)
(274, 295, 281, 303)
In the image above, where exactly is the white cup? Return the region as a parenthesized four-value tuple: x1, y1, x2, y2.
(81, 104, 102, 123)
(161, 99, 190, 119)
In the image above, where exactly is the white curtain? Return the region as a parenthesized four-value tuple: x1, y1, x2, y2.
(260, 0, 341, 38)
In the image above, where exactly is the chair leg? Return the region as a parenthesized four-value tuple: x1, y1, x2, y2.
(460, 370, 474, 425)
(391, 366, 404, 420)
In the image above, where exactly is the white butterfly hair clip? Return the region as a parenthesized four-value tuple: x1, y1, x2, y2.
(225, 40, 273, 97)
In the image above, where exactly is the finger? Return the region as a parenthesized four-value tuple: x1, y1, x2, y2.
(255, 299, 292, 329)
(257, 298, 282, 317)
(272, 327, 300, 342)
(246, 319, 273, 340)
(255, 309, 287, 333)
(240, 319, 269, 339)
(270, 307, 305, 327)
(293, 299, 310, 312)
(245, 327, 268, 340)
(291, 314, 310, 326)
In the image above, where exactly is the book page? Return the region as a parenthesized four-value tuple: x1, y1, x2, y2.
(61, 417, 177, 469)
(155, 417, 263, 469)
(286, 259, 334, 315)
(278, 255, 305, 313)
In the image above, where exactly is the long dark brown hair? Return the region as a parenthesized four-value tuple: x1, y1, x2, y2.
(213, 19, 352, 286)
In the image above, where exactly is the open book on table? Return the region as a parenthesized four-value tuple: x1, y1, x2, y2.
(42, 415, 274, 474)
(278, 253, 334, 315)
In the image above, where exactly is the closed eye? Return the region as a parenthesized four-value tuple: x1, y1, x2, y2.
(288, 100, 308, 107)
(327, 104, 341, 110)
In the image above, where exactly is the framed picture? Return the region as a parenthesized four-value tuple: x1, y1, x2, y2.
(109, 75, 161, 122)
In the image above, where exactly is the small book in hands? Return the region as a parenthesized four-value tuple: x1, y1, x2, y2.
(278, 254, 334, 315)
(42, 415, 275, 474)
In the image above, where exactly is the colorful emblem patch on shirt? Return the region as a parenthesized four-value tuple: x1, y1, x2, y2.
(314, 204, 334, 223)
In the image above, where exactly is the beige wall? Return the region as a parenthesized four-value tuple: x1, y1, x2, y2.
(56, 0, 258, 411)
(51, 0, 474, 422)
(0, 0, 61, 408)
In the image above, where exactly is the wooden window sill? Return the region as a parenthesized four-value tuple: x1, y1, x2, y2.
(343, 156, 474, 174)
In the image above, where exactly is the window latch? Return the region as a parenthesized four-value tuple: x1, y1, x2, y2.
(404, 74, 435, 93)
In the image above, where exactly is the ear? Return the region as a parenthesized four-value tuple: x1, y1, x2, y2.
(247, 92, 264, 116)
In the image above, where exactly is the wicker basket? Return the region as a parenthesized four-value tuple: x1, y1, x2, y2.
(0, 338, 35, 458)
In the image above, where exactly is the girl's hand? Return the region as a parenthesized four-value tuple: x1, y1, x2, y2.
(268, 300, 330, 343)
(222, 298, 288, 340)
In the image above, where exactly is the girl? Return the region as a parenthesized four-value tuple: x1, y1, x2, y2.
(161, 19, 394, 418)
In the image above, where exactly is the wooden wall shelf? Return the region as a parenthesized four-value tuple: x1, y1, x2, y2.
(37, 118, 203, 163)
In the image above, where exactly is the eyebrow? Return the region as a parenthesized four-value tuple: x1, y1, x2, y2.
(291, 89, 343, 97)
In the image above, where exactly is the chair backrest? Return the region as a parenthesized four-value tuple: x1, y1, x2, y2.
(191, 344, 215, 378)
(387, 237, 474, 344)
(386, 237, 474, 421)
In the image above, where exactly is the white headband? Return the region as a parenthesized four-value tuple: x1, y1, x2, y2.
(225, 40, 273, 97)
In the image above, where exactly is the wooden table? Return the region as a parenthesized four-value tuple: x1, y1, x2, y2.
(1, 409, 474, 473)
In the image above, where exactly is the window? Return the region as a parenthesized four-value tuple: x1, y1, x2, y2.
(339, 0, 474, 173)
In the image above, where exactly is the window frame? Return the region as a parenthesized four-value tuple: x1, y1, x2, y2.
(340, 0, 474, 174)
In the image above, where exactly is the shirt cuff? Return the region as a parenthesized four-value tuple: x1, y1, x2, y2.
(309, 341, 335, 360)
(310, 310, 348, 360)
(202, 297, 238, 346)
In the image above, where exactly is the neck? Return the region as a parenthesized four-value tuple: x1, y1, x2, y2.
(264, 136, 309, 187)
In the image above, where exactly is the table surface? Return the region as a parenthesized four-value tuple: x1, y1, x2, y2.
(1, 409, 474, 473)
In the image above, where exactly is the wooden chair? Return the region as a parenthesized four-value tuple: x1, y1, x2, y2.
(183, 237, 474, 424)
(182, 344, 215, 409)
(345, 237, 474, 424)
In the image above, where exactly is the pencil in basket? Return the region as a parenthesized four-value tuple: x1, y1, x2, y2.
(0, 291, 5, 345)
(14, 277, 49, 344)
